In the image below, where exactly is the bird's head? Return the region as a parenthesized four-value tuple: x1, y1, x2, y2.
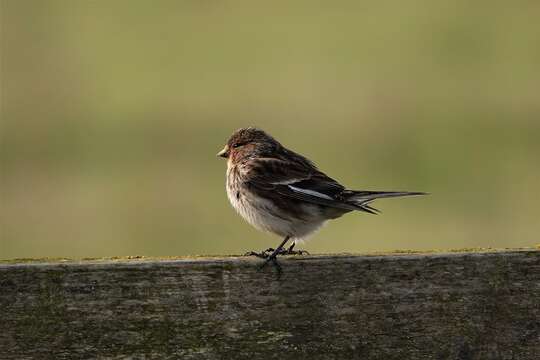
(217, 127, 279, 163)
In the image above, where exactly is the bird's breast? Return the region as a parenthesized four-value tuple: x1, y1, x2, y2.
(226, 165, 289, 236)
(225, 164, 327, 239)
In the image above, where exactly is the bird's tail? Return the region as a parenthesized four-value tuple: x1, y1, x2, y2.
(343, 190, 426, 214)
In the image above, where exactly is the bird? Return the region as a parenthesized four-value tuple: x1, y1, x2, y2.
(217, 127, 425, 270)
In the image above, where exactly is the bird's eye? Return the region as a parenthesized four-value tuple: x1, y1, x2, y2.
(232, 143, 244, 148)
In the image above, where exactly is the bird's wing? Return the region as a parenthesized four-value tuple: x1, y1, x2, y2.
(245, 158, 360, 211)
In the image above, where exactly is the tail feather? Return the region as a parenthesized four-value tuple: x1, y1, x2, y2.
(344, 190, 426, 214)
(359, 203, 380, 215)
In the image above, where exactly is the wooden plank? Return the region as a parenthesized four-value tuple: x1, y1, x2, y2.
(1, 250, 539, 359)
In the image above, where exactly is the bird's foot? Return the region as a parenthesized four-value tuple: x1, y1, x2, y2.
(244, 246, 308, 259)
(244, 250, 282, 273)
(245, 239, 307, 277)
(263, 248, 309, 256)
(244, 250, 271, 259)
(265, 243, 310, 256)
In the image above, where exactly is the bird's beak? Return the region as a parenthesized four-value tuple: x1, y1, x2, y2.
(217, 145, 229, 158)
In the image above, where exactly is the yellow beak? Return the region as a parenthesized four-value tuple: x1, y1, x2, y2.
(217, 145, 229, 158)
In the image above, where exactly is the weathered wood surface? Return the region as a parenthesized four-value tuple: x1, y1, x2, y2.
(1, 250, 539, 359)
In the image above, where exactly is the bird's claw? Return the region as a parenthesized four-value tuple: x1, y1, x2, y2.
(287, 249, 310, 255)
(245, 240, 307, 277)
(244, 251, 270, 259)
(261, 247, 309, 256)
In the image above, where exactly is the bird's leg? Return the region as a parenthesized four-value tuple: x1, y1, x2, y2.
(287, 242, 296, 252)
(244, 237, 289, 259)
(283, 241, 310, 255)
(253, 241, 309, 257)
(259, 236, 290, 270)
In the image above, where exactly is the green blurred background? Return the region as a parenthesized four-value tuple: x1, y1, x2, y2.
(1, 1, 539, 259)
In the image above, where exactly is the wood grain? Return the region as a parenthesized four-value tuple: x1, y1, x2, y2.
(1, 250, 539, 359)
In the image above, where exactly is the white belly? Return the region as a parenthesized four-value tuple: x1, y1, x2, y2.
(226, 167, 325, 239)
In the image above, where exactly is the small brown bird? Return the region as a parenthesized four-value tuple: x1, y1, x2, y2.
(217, 127, 425, 269)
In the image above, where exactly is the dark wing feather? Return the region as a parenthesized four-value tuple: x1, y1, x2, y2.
(245, 158, 361, 211)
(272, 184, 360, 211)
